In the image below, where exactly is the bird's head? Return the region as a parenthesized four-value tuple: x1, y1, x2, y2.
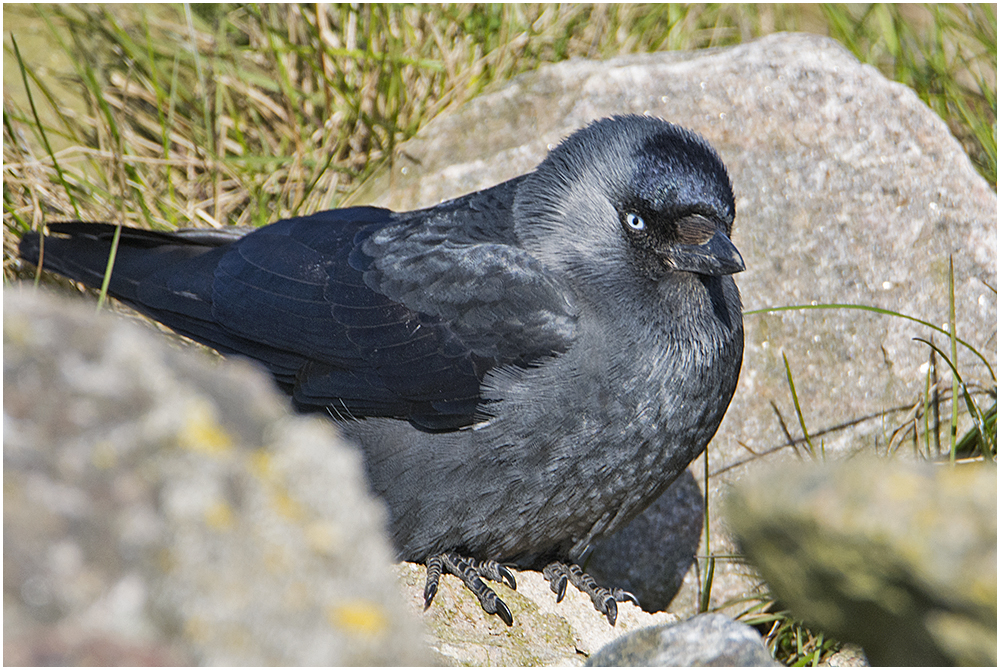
(514, 115, 743, 287)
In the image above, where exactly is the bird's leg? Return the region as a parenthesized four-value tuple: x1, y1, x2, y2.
(543, 561, 639, 626)
(422, 552, 516, 626)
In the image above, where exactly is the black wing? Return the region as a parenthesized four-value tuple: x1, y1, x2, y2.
(19, 180, 578, 431)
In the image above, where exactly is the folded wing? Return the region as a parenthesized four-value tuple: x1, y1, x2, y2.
(20, 183, 578, 431)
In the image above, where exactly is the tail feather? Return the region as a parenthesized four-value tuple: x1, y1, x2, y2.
(19, 222, 244, 347)
(19, 222, 231, 302)
(17, 222, 312, 386)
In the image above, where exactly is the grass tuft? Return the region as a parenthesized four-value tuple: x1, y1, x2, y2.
(3, 4, 996, 278)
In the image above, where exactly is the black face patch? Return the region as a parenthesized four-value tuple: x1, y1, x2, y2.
(617, 198, 671, 250)
(617, 198, 718, 255)
(699, 274, 735, 329)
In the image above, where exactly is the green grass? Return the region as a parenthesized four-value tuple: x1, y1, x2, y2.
(3, 4, 996, 276)
(738, 595, 845, 666)
(3, 4, 996, 666)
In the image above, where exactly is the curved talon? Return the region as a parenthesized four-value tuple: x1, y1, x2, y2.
(556, 575, 568, 602)
(498, 564, 517, 590)
(473, 579, 512, 627)
(616, 588, 640, 607)
(477, 559, 517, 591)
(543, 563, 565, 600)
(424, 555, 444, 609)
(423, 585, 437, 610)
(494, 597, 513, 626)
(603, 597, 619, 626)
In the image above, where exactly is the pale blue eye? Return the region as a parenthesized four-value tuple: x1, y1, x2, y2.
(625, 212, 645, 231)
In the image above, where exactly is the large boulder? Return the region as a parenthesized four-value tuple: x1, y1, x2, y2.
(3, 288, 431, 666)
(4, 287, 689, 666)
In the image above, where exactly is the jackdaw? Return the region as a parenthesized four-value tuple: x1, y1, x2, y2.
(19, 114, 744, 626)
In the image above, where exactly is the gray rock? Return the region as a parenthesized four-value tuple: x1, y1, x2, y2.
(352, 31, 997, 614)
(821, 644, 869, 667)
(725, 458, 997, 666)
(396, 562, 679, 666)
(3, 288, 431, 666)
(585, 613, 777, 666)
(586, 469, 704, 613)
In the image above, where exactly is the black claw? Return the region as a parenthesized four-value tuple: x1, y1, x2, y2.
(616, 588, 640, 607)
(554, 574, 568, 602)
(498, 564, 517, 590)
(603, 597, 618, 626)
(423, 586, 437, 611)
(479, 586, 513, 627)
(543, 562, 570, 602)
(494, 597, 514, 626)
(476, 559, 517, 591)
(424, 555, 444, 609)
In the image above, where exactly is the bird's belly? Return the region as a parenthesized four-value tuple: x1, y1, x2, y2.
(339, 362, 730, 565)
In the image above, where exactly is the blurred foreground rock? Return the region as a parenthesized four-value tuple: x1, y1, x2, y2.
(726, 459, 997, 666)
(4, 288, 430, 666)
(355, 31, 997, 616)
(585, 613, 777, 667)
(1, 288, 703, 666)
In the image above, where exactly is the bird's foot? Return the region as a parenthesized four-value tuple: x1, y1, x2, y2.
(423, 552, 517, 626)
(542, 561, 639, 625)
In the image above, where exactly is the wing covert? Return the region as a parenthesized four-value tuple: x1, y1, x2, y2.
(207, 185, 577, 431)
(358, 213, 577, 363)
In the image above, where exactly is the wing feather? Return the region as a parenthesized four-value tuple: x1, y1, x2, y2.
(25, 180, 578, 432)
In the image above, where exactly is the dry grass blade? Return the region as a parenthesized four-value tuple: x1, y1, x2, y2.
(4, 5, 994, 283)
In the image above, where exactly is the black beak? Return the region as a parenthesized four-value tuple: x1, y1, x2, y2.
(669, 229, 745, 276)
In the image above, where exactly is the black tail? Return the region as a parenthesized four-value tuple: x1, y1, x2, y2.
(16, 223, 268, 359)
(18, 222, 241, 304)
(17, 222, 314, 386)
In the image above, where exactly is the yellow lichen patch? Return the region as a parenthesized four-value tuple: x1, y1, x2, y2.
(90, 440, 118, 469)
(305, 521, 342, 555)
(248, 449, 274, 479)
(327, 600, 389, 636)
(179, 402, 233, 455)
(248, 450, 307, 522)
(270, 488, 306, 521)
(205, 500, 235, 530)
